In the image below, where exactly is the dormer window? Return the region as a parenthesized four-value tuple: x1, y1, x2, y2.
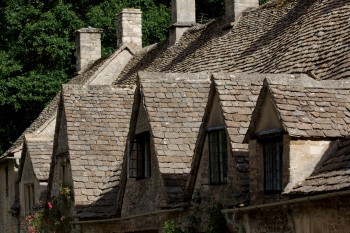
(129, 131, 151, 179)
(263, 138, 283, 193)
(24, 183, 35, 213)
(254, 129, 285, 194)
(208, 127, 227, 185)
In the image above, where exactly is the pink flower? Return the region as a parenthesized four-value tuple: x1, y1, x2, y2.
(28, 226, 36, 233)
(47, 202, 53, 209)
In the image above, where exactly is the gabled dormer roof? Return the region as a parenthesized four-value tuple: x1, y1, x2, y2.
(18, 134, 53, 182)
(185, 73, 301, 200)
(212, 73, 266, 150)
(138, 72, 211, 203)
(245, 76, 350, 141)
(57, 84, 135, 219)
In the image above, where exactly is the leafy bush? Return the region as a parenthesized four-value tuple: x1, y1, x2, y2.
(21, 186, 73, 233)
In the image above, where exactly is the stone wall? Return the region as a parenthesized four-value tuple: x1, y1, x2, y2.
(237, 195, 350, 233)
(249, 135, 332, 204)
(78, 210, 187, 233)
(248, 135, 290, 205)
(19, 151, 46, 216)
(0, 160, 18, 233)
(286, 139, 331, 192)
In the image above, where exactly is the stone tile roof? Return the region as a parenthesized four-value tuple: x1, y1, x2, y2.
(246, 76, 350, 140)
(61, 84, 135, 218)
(139, 72, 211, 203)
(24, 135, 53, 181)
(210, 73, 308, 195)
(115, 0, 350, 85)
(289, 137, 350, 195)
(212, 73, 265, 151)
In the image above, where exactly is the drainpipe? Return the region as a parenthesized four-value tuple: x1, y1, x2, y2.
(224, 212, 245, 233)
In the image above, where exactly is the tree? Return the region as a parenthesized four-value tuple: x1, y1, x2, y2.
(0, 0, 171, 154)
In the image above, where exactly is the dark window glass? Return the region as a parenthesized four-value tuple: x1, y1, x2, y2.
(129, 131, 151, 179)
(263, 139, 283, 193)
(209, 129, 227, 184)
(25, 183, 35, 212)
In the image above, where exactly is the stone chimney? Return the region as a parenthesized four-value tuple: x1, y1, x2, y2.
(76, 27, 103, 72)
(169, 0, 196, 46)
(225, 0, 259, 22)
(116, 8, 142, 48)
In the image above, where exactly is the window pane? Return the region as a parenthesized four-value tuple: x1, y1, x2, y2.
(264, 139, 283, 192)
(209, 129, 227, 184)
(129, 131, 151, 179)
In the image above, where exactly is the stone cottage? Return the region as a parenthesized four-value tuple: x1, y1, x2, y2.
(1, 6, 143, 233)
(48, 84, 135, 220)
(1, 0, 350, 232)
(222, 75, 350, 232)
(15, 134, 53, 216)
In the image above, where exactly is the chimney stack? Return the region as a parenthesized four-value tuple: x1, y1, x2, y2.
(116, 8, 142, 48)
(225, 0, 259, 22)
(76, 27, 103, 72)
(169, 0, 196, 46)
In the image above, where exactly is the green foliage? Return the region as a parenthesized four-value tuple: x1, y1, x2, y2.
(22, 186, 73, 233)
(1, 0, 272, 154)
(86, 0, 171, 54)
(164, 220, 183, 233)
(0, 70, 68, 153)
(196, 0, 225, 21)
(164, 194, 228, 233)
(4, 0, 84, 73)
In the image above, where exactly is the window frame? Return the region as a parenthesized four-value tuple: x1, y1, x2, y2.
(59, 162, 67, 185)
(254, 129, 285, 194)
(208, 127, 228, 185)
(24, 183, 35, 213)
(128, 131, 151, 180)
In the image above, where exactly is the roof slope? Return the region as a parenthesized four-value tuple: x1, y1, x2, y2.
(25, 135, 53, 181)
(212, 73, 265, 151)
(290, 137, 350, 195)
(61, 84, 135, 218)
(269, 80, 350, 138)
(139, 72, 211, 203)
(116, 0, 350, 85)
(246, 77, 350, 139)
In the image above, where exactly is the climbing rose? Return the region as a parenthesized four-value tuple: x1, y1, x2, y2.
(48, 202, 53, 209)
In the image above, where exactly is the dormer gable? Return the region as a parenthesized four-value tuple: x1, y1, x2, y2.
(120, 72, 211, 220)
(185, 73, 274, 207)
(47, 84, 135, 220)
(245, 75, 350, 204)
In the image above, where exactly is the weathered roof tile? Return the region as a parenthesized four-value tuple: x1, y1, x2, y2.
(139, 72, 211, 203)
(62, 85, 135, 218)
